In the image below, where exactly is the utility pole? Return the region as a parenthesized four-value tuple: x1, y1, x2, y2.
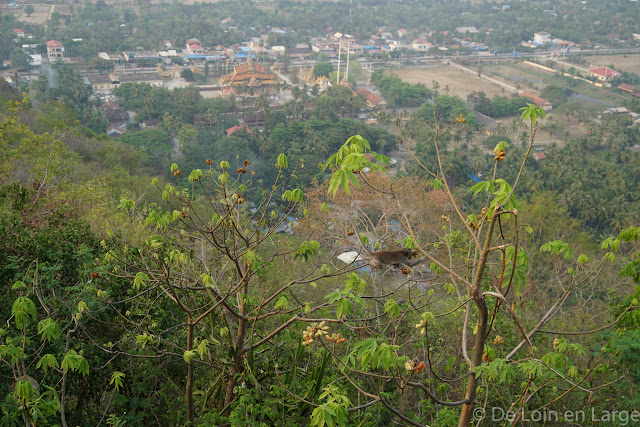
(337, 36, 342, 85)
(345, 42, 350, 82)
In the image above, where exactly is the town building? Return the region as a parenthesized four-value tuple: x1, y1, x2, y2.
(186, 39, 204, 55)
(29, 54, 42, 67)
(588, 66, 622, 82)
(226, 125, 253, 136)
(286, 47, 313, 59)
(519, 92, 553, 111)
(456, 27, 479, 34)
(122, 50, 161, 63)
(356, 87, 387, 109)
(411, 39, 431, 51)
(617, 83, 635, 94)
(271, 46, 286, 56)
(533, 31, 552, 45)
(102, 107, 130, 128)
(46, 40, 64, 61)
(86, 74, 119, 91)
(86, 72, 163, 92)
(475, 112, 503, 136)
(218, 56, 278, 97)
(98, 52, 122, 63)
(312, 42, 336, 55)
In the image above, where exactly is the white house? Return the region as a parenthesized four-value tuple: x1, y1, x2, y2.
(533, 31, 552, 45)
(29, 54, 42, 66)
(411, 39, 431, 51)
(46, 40, 64, 61)
(456, 26, 479, 34)
(186, 39, 204, 55)
(271, 46, 286, 56)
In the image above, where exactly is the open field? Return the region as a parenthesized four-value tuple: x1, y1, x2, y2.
(483, 61, 628, 112)
(387, 66, 511, 99)
(5, 4, 53, 26)
(580, 53, 640, 74)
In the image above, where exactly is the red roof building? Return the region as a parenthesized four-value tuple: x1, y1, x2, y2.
(226, 125, 253, 136)
(519, 92, 553, 112)
(356, 87, 387, 108)
(13, 29, 25, 37)
(46, 40, 64, 61)
(617, 83, 635, 93)
(588, 66, 622, 81)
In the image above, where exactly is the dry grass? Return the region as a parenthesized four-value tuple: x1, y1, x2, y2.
(584, 54, 640, 74)
(387, 66, 512, 99)
(15, 5, 53, 26)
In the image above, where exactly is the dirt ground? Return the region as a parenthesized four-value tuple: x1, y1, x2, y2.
(585, 54, 640, 73)
(12, 5, 52, 26)
(388, 66, 512, 99)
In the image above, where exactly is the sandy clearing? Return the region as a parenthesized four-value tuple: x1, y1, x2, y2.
(387, 66, 512, 99)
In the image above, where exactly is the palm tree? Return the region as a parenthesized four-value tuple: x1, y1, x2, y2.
(258, 136, 273, 154)
(314, 137, 329, 156)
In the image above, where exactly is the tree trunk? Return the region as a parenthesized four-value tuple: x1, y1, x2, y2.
(224, 277, 249, 412)
(186, 319, 194, 424)
(458, 215, 496, 427)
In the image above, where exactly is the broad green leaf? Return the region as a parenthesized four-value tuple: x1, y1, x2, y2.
(78, 301, 89, 313)
(110, 371, 125, 391)
(275, 294, 289, 310)
(11, 281, 26, 291)
(133, 272, 148, 291)
(188, 169, 203, 182)
(196, 339, 209, 359)
(384, 299, 401, 319)
(12, 297, 37, 329)
(37, 318, 60, 342)
(36, 354, 59, 371)
(276, 153, 288, 169)
(183, 350, 197, 364)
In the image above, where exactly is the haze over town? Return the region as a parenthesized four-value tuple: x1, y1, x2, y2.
(1, 0, 640, 426)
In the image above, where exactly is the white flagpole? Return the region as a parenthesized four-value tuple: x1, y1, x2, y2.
(337, 37, 342, 85)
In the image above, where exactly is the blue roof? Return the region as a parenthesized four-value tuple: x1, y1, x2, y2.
(238, 46, 254, 52)
(363, 45, 382, 50)
(235, 52, 256, 59)
(467, 173, 482, 183)
(187, 54, 207, 59)
(271, 29, 286, 34)
(87, 22, 94, 26)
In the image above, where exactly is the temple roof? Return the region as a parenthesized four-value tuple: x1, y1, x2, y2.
(219, 58, 278, 86)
